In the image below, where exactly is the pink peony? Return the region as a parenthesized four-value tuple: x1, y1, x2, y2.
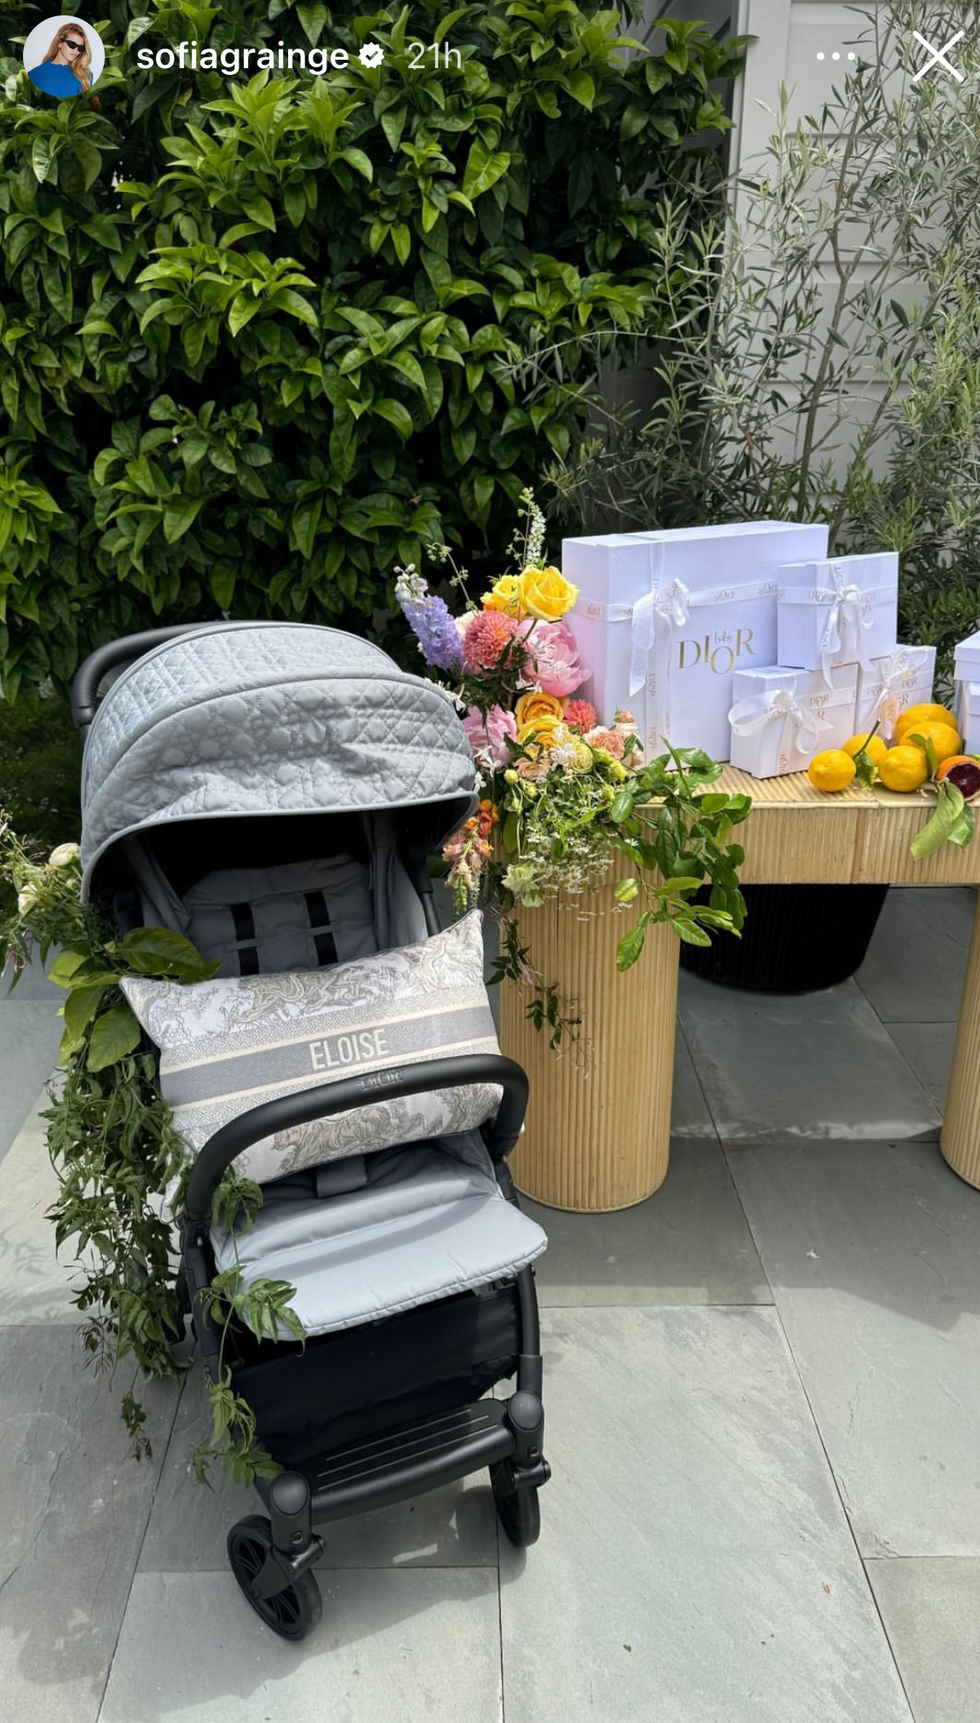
(462, 705, 518, 768)
(584, 726, 625, 759)
(563, 698, 597, 734)
(526, 620, 588, 698)
(462, 609, 524, 672)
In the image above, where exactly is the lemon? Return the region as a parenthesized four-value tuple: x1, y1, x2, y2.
(807, 749, 857, 792)
(843, 732, 888, 767)
(894, 703, 958, 742)
(901, 721, 962, 767)
(878, 744, 929, 792)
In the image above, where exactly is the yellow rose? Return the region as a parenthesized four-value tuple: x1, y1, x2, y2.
(517, 712, 564, 760)
(515, 691, 564, 731)
(482, 575, 525, 617)
(518, 565, 579, 621)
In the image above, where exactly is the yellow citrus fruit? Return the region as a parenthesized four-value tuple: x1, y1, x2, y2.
(843, 732, 888, 767)
(807, 749, 857, 792)
(878, 744, 929, 792)
(894, 703, 958, 742)
(901, 721, 962, 766)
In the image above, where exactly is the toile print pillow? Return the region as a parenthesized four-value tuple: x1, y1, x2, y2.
(120, 912, 501, 1187)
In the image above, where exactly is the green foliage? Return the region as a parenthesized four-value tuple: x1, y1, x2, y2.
(485, 741, 751, 1048)
(0, 693, 81, 914)
(0, 2, 746, 698)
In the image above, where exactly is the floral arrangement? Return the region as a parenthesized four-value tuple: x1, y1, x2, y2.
(396, 495, 752, 1045)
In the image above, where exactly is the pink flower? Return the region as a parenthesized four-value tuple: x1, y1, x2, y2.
(462, 705, 518, 768)
(584, 726, 625, 759)
(525, 620, 588, 698)
(462, 610, 522, 672)
(563, 698, 597, 734)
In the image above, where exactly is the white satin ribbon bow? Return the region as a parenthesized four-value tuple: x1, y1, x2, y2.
(628, 578, 690, 698)
(819, 561, 873, 685)
(728, 689, 832, 755)
(872, 646, 930, 725)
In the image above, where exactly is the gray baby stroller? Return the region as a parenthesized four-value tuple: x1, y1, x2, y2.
(72, 619, 549, 1640)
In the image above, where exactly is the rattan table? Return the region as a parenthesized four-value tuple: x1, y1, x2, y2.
(500, 767, 980, 1212)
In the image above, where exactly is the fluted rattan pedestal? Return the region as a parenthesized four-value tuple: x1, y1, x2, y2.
(499, 767, 980, 1211)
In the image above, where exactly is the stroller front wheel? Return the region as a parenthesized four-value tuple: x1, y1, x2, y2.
(227, 1515, 323, 1641)
(490, 1462, 541, 1548)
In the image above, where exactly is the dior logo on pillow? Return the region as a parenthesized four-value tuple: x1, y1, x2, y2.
(121, 912, 501, 1186)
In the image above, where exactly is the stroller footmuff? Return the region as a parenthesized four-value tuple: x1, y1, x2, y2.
(73, 620, 550, 1642)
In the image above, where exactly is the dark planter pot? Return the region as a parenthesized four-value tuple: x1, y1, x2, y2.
(680, 884, 890, 993)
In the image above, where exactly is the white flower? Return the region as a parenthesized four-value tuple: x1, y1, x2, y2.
(455, 612, 477, 639)
(48, 842, 81, 868)
(17, 885, 38, 915)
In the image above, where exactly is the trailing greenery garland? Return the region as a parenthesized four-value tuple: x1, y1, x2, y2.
(0, 820, 301, 1483)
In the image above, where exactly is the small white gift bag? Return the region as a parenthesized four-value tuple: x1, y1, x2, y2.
(728, 664, 858, 780)
(777, 553, 899, 682)
(855, 645, 937, 738)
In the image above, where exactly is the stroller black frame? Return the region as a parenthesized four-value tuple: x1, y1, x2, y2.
(72, 625, 550, 1641)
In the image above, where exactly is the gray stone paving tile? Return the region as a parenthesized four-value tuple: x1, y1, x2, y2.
(2, 951, 65, 1003)
(0, 1325, 175, 1723)
(884, 1022, 955, 1111)
(729, 1142, 980, 1557)
(99, 1568, 502, 1723)
(0, 1000, 61, 1168)
(857, 886, 975, 1023)
(678, 970, 940, 1144)
(521, 1141, 770, 1306)
(671, 1027, 717, 1138)
(0, 1098, 87, 1325)
(499, 1307, 911, 1723)
(139, 1373, 499, 1572)
(866, 1557, 980, 1723)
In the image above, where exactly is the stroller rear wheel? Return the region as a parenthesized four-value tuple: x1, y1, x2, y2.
(227, 1515, 323, 1641)
(490, 1462, 541, 1547)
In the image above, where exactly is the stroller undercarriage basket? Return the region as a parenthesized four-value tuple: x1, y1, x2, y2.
(74, 621, 550, 1642)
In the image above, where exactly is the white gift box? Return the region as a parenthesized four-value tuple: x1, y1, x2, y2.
(728, 663, 858, 779)
(954, 632, 980, 745)
(562, 520, 829, 762)
(777, 553, 899, 681)
(957, 682, 980, 754)
(855, 645, 937, 738)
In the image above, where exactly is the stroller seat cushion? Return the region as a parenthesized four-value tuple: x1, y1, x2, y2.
(121, 913, 501, 1186)
(211, 1133, 548, 1337)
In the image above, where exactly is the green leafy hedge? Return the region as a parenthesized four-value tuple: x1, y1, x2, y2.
(0, 4, 745, 699)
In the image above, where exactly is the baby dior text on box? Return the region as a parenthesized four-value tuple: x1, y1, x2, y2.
(855, 646, 936, 738)
(776, 552, 898, 681)
(728, 663, 858, 780)
(562, 521, 829, 762)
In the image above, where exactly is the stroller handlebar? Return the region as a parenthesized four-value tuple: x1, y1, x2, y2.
(71, 623, 231, 732)
(182, 1053, 530, 1231)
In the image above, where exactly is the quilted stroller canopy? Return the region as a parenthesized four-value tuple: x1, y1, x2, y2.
(79, 621, 476, 897)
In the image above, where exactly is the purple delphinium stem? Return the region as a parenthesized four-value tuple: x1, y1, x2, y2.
(394, 571, 463, 675)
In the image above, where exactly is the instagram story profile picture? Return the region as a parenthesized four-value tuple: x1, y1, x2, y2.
(23, 17, 105, 96)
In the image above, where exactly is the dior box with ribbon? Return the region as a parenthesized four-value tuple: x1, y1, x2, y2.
(855, 645, 937, 739)
(776, 553, 899, 682)
(561, 521, 830, 762)
(955, 631, 980, 747)
(728, 663, 858, 780)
